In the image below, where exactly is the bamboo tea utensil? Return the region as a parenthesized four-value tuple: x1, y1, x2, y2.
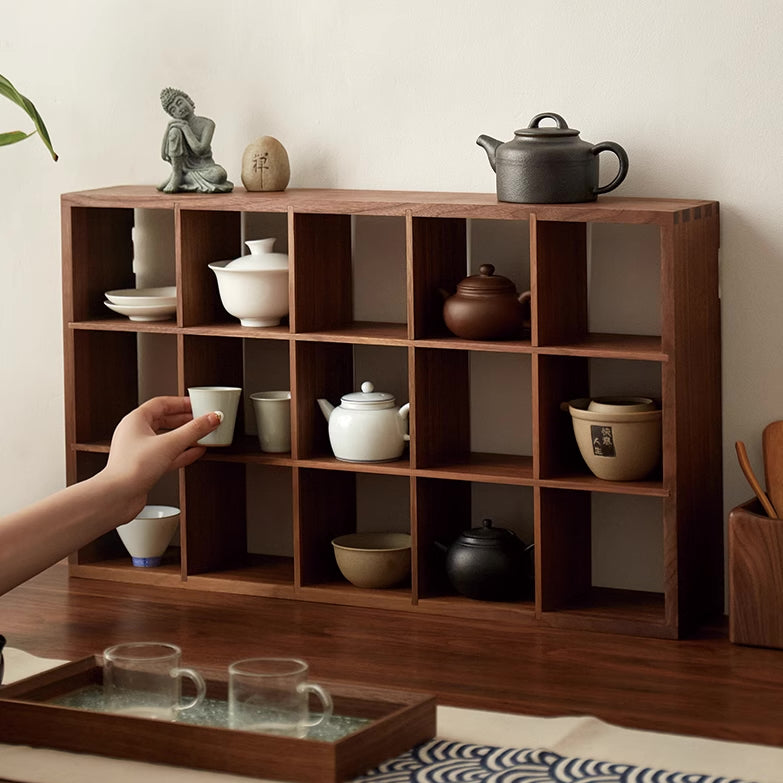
(762, 421, 783, 518)
(736, 440, 778, 518)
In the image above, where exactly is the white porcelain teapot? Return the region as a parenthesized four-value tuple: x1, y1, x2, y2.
(317, 381, 411, 463)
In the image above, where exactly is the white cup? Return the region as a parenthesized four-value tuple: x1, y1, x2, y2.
(250, 391, 291, 453)
(188, 386, 241, 446)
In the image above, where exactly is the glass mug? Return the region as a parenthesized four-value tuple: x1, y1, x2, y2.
(228, 657, 333, 737)
(103, 641, 206, 721)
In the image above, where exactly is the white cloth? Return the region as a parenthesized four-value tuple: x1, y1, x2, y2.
(2, 649, 782, 783)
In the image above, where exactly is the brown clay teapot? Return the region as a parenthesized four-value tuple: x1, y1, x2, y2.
(440, 264, 531, 340)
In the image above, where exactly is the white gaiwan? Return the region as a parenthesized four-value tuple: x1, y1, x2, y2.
(209, 238, 289, 327)
(116, 505, 180, 567)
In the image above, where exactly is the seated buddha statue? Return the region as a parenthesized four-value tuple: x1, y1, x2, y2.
(158, 87, 233, 194)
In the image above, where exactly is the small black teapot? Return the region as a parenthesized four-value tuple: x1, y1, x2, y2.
(436, 519, 533, 601)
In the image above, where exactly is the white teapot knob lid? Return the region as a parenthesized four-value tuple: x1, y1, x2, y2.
(361, 382, 374, 393)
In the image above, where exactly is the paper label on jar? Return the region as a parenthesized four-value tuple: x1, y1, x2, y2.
(590, 425, 616, 457)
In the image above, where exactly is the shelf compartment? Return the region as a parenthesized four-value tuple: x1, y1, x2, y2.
(537, 488, 667, 633)
(184, 555, 296, 599)
(178, 209, 242, 328)
(64, 206, 135, 323)
(414, 477, 534, 606)
(532, 219, 664, 350)
(412, 348, 532, 473)
(291, 213, 407, 335)
(294, 340, 410, 462)
(536, 354, 663, 483)
(296, 469, 412, 593)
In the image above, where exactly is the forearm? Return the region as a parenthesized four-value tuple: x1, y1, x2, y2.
(0, 471, 137, 595)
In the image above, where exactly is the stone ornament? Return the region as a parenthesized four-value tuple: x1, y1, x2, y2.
(241, 136, 290, 191)
(158, 87, 233, 193)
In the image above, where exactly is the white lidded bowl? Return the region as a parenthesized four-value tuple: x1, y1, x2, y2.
(209, 238, 289, 327)
(332, 532, 412, 589)
(116, 505, 180, 567)
(564, 398, 662, 481)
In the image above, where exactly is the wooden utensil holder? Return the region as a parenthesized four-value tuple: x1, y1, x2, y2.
(729, 498, 783, 648)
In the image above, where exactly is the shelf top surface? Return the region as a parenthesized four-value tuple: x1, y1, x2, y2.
(61, 185, 718, 223)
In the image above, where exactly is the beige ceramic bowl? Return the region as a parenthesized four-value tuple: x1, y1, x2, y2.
(565, 398, 662, 481)
(332, 532, 412, 589)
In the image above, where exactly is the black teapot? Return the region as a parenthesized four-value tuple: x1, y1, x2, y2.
(436, 519, 533, 601)
(477, 112, 628, 204)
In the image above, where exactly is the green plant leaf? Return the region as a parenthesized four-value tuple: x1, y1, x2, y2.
(0, 74, 58, 161)
(0, 131, 33, 146)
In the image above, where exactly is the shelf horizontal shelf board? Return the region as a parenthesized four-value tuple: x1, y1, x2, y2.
(68, 321, 664, 361)
(413, 336, 533, 353)
(540, 473, 668, 497)
(62, 186, 717, 225)
(69, 558, 183, 587)
(414, 594, 535, 622)
(415, 453, 534, 484)
(294, 322, 409, 345)
(69, 318, 178, 334)
(541, 587, 672, 638)
(301, 455, 412, 475)
(180, 323, 291, 339)
(297, 582, 413, 611)
(185, 555, 295, 597)
(537, 333, 667, 361)
(201, 437, 294, 465)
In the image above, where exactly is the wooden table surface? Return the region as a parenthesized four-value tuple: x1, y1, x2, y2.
(2, 563, 783, 748)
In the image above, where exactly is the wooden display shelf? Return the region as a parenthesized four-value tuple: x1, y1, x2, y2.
(62, 186, 722, 639)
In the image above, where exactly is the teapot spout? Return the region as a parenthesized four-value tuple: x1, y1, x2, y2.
(317, 398, 334, 422)
(476, 134, 502, 173)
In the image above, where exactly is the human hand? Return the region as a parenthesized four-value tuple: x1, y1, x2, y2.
(103, 396, 221, 517)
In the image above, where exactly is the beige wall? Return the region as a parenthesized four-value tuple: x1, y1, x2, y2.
(1, 1, 779, 591)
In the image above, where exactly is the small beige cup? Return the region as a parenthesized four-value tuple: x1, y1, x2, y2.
(103, 642, 206, 721)
(251, 391, 291, 453)
(228, 657, 332, 737)
(188, 386, 241, 446)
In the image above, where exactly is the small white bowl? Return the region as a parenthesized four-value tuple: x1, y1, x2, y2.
(332, 532, 412, 589)
(104, 301, 176, 322)
(116, 505, 180, 567)
(105, 287, 177, 307)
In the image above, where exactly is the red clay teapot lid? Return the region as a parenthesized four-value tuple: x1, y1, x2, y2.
(456, 264, 517, 295)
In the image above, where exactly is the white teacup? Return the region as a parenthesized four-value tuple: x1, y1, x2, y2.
(188, 386, 242, 446)
(116, 505, 180, 568)
(250, 391, 291, 453)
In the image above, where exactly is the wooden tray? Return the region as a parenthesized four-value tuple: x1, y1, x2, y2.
(0, 656, 436, 782)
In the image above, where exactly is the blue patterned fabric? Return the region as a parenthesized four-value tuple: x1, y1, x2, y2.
(353, 739, 750, 783)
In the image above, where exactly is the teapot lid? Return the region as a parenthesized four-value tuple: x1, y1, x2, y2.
(460, 518, 519, 545)
(514, 112, 579, 139)
(340, 381, 395, 410)
(457, 264, 517, 295)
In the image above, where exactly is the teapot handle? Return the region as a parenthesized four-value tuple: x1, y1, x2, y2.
(528, 112, 569, 129)
(592, 141, 629, 195)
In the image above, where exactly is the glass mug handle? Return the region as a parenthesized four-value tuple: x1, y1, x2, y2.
(170, 666, 207, 714)
(298, 682, 333, 729)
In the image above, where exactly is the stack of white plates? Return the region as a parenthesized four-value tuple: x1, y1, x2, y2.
(105, 287, 177, 322)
